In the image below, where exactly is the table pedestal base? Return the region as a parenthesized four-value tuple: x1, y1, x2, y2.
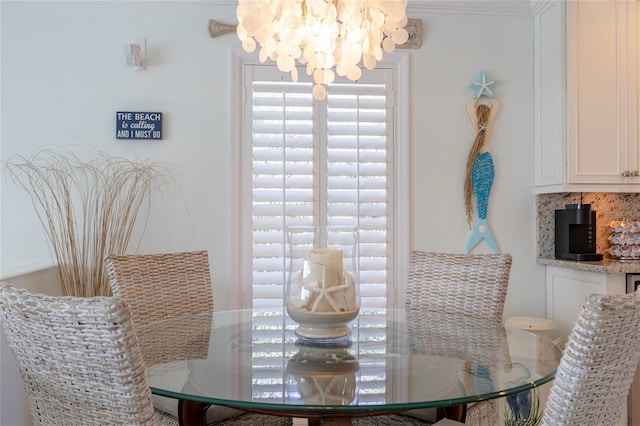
(178, 400, 210, 426)
(439, 404, 467, 422)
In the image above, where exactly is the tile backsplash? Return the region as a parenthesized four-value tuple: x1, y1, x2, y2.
(537, 192, 640, 259)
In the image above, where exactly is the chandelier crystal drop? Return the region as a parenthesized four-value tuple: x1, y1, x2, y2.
(236, 0, 409, 100)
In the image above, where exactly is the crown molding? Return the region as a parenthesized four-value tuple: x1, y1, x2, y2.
(407, 1, 544, 17)
(190, 0, 553, 17)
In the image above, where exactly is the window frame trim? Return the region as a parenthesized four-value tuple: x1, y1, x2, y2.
(230, 47, 409, 310)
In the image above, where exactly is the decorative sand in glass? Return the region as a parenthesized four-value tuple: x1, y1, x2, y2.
(286, 228, 360, 340)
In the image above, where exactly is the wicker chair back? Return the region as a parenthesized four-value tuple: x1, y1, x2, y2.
(104, 251, 293, 426)
(105, 250, 213, 327)
(406, 251, 512, 323)
(541, 292, 640, 426)
(0, 283, 159, 426)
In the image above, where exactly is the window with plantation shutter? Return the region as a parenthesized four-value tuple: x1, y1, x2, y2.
(231, 52, 408, 410)
(239, 64, 402, 310)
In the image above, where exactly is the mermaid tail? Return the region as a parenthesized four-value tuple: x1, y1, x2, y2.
(465, 217, 499, 253)
(465, 152, 499, 253)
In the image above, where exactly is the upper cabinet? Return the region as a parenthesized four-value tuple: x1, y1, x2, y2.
(535, 1, 640, 193)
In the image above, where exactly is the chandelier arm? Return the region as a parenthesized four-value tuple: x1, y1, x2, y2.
(208, 20, 237, 38)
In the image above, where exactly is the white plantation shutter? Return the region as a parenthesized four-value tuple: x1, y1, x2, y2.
(247, 65, 393, 309)
(327, 84, 390, 309)
(233, 57, 407, 410)
(250, 76, 315, 306)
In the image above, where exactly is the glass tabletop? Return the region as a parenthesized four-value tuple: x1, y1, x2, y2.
(140, 308, 560, 416)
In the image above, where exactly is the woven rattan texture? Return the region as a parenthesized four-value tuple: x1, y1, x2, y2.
(540, 292, 640, 426)
(406, 310, 511, 370)
(384, 251, 512, 426)
(352, 414, 434, 425)
(154, 409, 179, 425)
(0, 284, 161, 425)
(351, 408, 493, 426)
(405, 251, 512, 323)
(135, 312, 212, 366)
(105, 251, 292, 426)
(402, 312, 508, 426)
(105, 250, 214, 325)
(214, 414, 294, 425)
(465, 399, 496, 426)
(105, 251, 214, 365)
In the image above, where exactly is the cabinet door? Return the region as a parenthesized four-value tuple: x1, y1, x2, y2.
(546, 267, 625, 341)
(534, 2, 566, 187)
(567, 0, 627, 184)
(535, 0, 640, 192)
(546, 267, 602, 341)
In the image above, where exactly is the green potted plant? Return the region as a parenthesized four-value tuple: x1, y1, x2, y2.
(504, 388, 543, 426)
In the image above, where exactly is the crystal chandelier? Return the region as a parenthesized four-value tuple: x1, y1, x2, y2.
(236, 0, 409, 100)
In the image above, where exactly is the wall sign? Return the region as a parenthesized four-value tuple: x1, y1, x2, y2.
(397, 18, 423, 49)
(116, 111, 162, 140)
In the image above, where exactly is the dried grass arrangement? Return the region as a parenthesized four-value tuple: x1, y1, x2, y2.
(4, 149, 172, 297)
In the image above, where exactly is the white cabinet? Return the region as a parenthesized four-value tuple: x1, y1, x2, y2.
(534, 1, 566, 189)
(535, 1, 640, 193)
(568, 1, 640, 185)
(545, 266, 626, 342)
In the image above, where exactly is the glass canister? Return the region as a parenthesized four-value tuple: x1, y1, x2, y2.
(285, 226, 360, 340)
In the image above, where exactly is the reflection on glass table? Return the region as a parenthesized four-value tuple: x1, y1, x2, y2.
(286, 340, 359, 406)
(141, 308, 561, 426)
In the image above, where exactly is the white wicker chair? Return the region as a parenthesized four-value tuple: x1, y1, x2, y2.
(404, 251, 512, 323)
(0, 283, 172, 425)
(434, 291, 640, 426)
(105, 250, 292, 426)
(353, 251, 512, 426)
(540, 291, 640, 426)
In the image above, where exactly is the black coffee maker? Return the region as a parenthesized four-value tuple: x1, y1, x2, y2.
(555, 203, 603, 261)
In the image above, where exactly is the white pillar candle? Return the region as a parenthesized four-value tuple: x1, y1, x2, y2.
(305, 248, 343, 288)
(300, 248, 344, 312)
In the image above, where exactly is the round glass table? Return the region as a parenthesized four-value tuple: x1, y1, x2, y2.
(140, 308, 560, 425)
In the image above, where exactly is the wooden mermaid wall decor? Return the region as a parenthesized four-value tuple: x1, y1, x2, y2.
(464, 70, 500, 254)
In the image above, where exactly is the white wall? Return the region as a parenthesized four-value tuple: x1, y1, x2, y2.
(0, 2, 541, 425)
(408, 10, 542, 319)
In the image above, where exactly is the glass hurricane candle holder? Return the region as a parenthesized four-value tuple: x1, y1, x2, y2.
(285, 226, 360, 340)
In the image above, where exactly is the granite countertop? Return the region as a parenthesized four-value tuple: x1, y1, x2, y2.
(538, 257, 640, 274)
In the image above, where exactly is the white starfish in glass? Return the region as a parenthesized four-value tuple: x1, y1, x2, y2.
(301, 266, 351, 312)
